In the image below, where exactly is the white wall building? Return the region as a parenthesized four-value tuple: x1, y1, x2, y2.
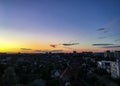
(98, 61, 111, 69)
(110, 51, 120, 78)
(111, 61, 120, 78)
(98, 60, 111, 72)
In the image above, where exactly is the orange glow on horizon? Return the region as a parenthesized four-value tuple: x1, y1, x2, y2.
(0, 39, 118, 53)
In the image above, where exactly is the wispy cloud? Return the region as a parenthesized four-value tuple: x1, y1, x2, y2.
(62, 43, 79, 46)
(49, 42, 79, 48)
(92, 44, 114, 46)
(92, 43, 120, 48)
(97, 28, 109, 34)
(20, 48, 32, 50)
(34, 50, 41, 52)
(97, 28, 106, 31)
(101, 46, 120, 48)
(49, 44, 57, 48)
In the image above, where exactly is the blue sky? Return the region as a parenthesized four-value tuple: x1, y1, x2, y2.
(0, 0, 120, 53)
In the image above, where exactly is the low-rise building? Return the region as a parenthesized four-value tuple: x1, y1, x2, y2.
(98, 60, 111, 69)
(98, 60, 111, 73)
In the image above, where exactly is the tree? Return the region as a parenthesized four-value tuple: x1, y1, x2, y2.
(2, 67, 18, 86)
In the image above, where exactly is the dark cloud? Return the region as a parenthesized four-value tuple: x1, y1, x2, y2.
(20, 48, 32, 50)
(92, 44, 114, 46)
(62, 43, 79, 46)
(101, 46, 120, 48)
(97, 28, 105, 31)
(49, 44, 57, 48)
(92, 43, 120, 48)
(34, 50, 41, 52)
(97, 28, 109, 33)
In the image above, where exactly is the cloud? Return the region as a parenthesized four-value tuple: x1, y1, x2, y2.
(92, 43, 120, 48)
(62, 43, 79, 46)
(97, 28, 109, 33)
(92, 44, 114, 46)
(20, 48, 32, 50)
(34, 50, 41, 52)
(97, 28, 106, 31)
(101, 46, 120, 48)
(49, 42, 79, 48)
(49, 44, 57, 48)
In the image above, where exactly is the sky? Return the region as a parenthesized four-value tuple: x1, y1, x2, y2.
(0, 0, 120, 53)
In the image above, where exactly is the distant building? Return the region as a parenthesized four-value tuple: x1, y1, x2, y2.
(114, 51, 120, 59)
(104, 50, 111, 58)
(82, 52, 93, 57)
(73, 51, 78, 56)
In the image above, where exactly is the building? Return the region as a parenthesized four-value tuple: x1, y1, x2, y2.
(111, 61, 120, 78)
(98, 60, 111, 73)
(114, 51, 120, 59)
(111, 51, 120, 78)
(104, 50, 111, 58)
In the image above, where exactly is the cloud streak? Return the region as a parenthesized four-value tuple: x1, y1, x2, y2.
(92, 44, 114, 46)
(49, 42, 79, 49)
(92, 43, 120, 48)
(97, 28, 106, 31)
(62, 43, 79, 46)
(49, 44, 57, 48)
(34, 50, 41, 52)
(101, 46, 120, 48)
(20, 48, 32, 50)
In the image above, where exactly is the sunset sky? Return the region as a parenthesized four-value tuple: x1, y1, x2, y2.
(0, 0, 120, 53)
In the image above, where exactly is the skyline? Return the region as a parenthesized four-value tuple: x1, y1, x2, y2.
(0, 0, 120, 53)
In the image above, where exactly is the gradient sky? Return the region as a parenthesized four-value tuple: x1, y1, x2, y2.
(0, 0, 120, 53)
